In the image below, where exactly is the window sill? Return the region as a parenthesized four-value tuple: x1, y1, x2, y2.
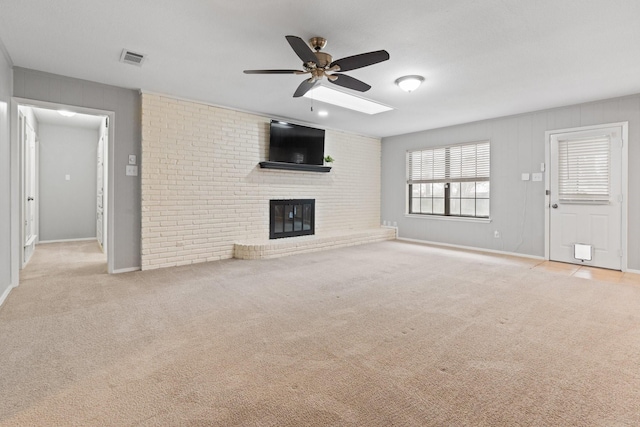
(404, 214, 492, 223)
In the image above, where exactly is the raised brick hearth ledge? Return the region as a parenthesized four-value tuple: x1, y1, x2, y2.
(234, 227, 397, 260)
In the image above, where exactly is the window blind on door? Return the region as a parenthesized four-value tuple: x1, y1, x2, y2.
(557, 136, 610, 202)
(407, 141, 490, 184)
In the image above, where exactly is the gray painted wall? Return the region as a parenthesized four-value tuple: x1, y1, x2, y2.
(39, 123, 98, 241)
(13, 67, 141, 271)
(382, 94, 640, 270)
(0, 49, 12, 301)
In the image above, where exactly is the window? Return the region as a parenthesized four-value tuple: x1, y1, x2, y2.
(557, 136, 609, 203)
(407, 141, 490, 218)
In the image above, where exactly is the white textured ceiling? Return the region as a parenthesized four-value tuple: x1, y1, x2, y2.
(1, 0, 639, 138)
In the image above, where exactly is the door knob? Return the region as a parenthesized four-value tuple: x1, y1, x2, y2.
(551, 203, 558, 209)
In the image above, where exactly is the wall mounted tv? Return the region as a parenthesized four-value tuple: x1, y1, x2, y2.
(269, 120, 325, 166)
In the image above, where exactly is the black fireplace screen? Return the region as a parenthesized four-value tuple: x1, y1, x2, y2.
(269, 199, 315, 239)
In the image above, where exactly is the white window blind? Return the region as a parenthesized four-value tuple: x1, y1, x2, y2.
(558, 136, 610, 202)
(407, 141, 490, 184)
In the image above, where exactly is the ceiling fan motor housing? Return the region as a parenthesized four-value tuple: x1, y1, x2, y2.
(309, 37, 327, 51)
(311, 52, 332, 68)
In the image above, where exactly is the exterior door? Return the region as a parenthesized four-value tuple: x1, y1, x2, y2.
(549, 125, 623, 270)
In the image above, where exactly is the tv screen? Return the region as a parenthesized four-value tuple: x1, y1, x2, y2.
(269, 120, 325, 165)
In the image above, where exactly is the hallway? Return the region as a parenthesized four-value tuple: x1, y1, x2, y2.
(20, 240, 107, 283)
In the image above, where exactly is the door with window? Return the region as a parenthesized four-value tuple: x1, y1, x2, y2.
(549, 125, 623, 270)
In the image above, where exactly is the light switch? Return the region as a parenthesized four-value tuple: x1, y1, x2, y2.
(126, 165, 138, 176)
(65, 174, 70, 181)
(532, 173, 543, 182)
(521, 173, 530, 181)
(128, 154, 137, 165)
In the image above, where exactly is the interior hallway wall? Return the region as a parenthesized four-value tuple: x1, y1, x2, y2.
(38, 123, 98, 241)
(13, 67, 141, 271)
(0, 45, 12, 303)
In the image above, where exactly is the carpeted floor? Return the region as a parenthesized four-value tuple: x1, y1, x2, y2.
(1, 240, 639, 426)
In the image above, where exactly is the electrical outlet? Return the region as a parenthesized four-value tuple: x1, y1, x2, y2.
(494, 230, 500, 238)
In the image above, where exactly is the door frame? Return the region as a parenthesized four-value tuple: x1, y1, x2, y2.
(544, 122, 629, 271)
(10, 97, 116, 287)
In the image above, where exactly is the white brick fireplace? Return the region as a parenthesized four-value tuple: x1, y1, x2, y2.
(140, 93, 387, 270)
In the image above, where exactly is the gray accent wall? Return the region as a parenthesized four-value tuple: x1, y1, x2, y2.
(382, 94, 640, 270)
(13, 67, 141, 271)
(39, 123, 98, 241)
(0, 49, 12, 300)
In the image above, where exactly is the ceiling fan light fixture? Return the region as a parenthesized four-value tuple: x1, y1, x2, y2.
(395, 75, 424, 92)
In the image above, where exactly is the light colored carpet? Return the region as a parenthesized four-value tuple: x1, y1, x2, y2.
(1, 240, 639, 426)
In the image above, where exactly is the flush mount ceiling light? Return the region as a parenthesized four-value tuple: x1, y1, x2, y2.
(303, 85, 393, 115)
(395, 75, 424, 92)
(57, 110, 76, 117)
(318, 110, 329, 117)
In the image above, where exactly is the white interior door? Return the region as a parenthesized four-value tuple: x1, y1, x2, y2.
(21, 116, 37, 266)
(549, 125, 623, 270)
(96, 132, 104, 250)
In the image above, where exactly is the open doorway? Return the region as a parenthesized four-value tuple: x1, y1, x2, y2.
(15, 99, 113, 275)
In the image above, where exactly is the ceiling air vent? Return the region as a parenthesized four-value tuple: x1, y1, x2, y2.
(120, 49, 146, 66)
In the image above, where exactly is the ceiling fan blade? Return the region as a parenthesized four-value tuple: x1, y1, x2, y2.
(330, 50, 390, 72)
(293, 79, 318, 98)
(244, 69, 304, 74)
(329, 74, 371, 92)
(286, 35, 317, 64)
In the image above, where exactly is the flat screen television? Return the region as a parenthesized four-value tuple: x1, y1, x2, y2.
(269, 120, 325, 165)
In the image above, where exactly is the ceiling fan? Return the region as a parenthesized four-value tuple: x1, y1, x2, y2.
(244, 35, 390, 98)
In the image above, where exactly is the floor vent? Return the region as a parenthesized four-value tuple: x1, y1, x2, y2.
(120, 49, 146, 66)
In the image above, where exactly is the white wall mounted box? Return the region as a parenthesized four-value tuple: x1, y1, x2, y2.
(125, 165, 138, 176)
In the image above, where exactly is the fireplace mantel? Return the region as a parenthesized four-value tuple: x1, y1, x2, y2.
(259, 161, 331, 173)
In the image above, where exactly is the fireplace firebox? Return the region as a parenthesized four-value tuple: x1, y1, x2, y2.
(269, 199, 315, 239)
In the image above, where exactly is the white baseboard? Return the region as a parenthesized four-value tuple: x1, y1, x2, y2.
(396, 237, 546, 261)
(0, 284, 15, 308)
(112, 266, 141, 274)
(625, 268, 640, 275)
(38, 237, 97, 244)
